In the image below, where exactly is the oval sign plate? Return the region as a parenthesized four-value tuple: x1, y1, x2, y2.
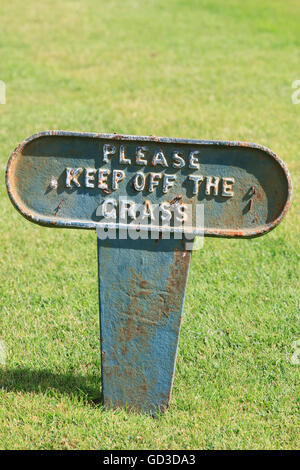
(6, 131, 292, 238)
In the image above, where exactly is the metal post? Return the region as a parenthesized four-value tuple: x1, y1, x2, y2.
(97, 237, 191, 414)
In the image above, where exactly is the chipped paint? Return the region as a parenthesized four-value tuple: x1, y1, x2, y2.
(5, 130, 292, 415)
(6, 130, 292, 238)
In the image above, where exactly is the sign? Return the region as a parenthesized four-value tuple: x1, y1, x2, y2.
(6, 131, 292, 414)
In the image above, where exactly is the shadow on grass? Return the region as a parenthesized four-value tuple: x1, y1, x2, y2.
(0, 367, 103, 407)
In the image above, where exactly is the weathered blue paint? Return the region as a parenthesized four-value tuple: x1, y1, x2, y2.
(98, 237, 191, 414)
(5, 131, 292, 414)
(6, 131, 292, 238)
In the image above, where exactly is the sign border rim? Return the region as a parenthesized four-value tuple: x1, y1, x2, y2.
(6, 130, 293, 238)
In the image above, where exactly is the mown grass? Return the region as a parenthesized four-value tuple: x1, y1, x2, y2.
(0, 0, 299, 449)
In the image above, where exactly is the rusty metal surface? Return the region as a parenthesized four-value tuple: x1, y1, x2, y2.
(98, 237, 191, 414)
(6, 131, 292, 238)
(5, 131, 292, 415)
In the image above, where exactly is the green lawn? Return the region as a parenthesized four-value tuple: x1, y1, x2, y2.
(0, 0, 299, 450)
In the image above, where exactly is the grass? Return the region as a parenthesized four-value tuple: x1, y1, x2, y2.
(0, 0, 299, 449)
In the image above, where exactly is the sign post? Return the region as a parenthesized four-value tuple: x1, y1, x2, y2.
(6, 131, 292, 414)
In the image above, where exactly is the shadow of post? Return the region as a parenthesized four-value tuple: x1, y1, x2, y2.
(0, 367, 103, 407)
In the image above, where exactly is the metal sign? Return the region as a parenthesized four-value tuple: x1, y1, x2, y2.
(6, 131, 292, 414)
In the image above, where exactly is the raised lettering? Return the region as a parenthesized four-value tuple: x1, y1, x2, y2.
(205, 176, 220, 196)
(162, 174, 176, 194)
(222, 177, 235, 197)
(132, 172, 145, 191)
(172, 151, 185, 169)
(65, 167, 83, 187)
(189, 151, 200, 169)
(85, 168, 96, 188)
(189, 174, 204, 194)
(103, 144, 116, 163)
(152, 149, 168, 167)
(98, 169, 110, 190)
(112, 170, 125, 190)
(148, 173, 161, 192)
(136, 146, 148, 165)
(119, 145, 131, 165)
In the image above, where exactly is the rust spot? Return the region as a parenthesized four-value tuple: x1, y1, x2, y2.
(170, 195, 182, 206)
(54, 199, 63, 215)
(139, 280, 148, 289)
(164, 249, 191, 318)
(5, 130, 292, 238)
(255, 190, 263, 202)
